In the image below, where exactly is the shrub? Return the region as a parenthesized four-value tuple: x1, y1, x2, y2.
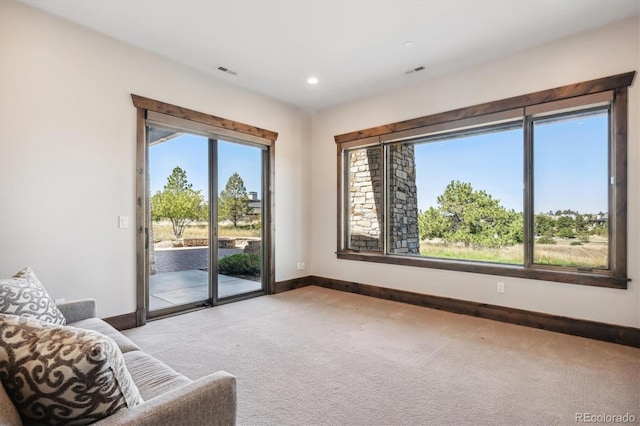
(578, 233, 590, 243)
(218, 254, 261, 277)
(537, 235, 556, 245)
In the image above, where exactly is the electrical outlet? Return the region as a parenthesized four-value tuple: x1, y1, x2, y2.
(497, 282, 505, 293)
(300, 262, 305, 270)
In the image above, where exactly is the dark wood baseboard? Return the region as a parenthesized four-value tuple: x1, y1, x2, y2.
(103, 312, 137, 331)
(106, 275, 639, 346)
(304, 275, 640, 348)
(273, 276, 311, 294)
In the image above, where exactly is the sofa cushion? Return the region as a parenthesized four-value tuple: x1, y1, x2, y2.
(123, 351, 192, 400)
(71, 318, 141, 353)
(0, 267, 66, 325)
(0, 382, 22, 426)
(0, 314, 143, 425)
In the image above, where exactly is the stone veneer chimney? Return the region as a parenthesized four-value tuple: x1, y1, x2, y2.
(349, 147, 383, 251)
(348, 144, 419, 254)
(388, 144, 419, 254)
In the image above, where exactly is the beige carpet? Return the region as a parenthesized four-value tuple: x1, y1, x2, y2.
(123, 286, 639, 425)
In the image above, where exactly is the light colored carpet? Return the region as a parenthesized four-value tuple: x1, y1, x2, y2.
(123, 286, 639, 425)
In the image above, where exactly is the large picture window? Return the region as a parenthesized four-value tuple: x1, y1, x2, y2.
(336, 72, 635, 288)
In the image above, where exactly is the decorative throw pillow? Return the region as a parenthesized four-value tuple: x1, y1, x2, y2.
(0, 314, 143, 425)
(0, 267, 66, 325)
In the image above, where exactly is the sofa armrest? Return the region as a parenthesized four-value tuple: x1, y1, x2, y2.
(94, 371, 236, 426)
(57, 299, 97, 323)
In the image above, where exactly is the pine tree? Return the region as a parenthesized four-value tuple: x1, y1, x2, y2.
(418, 180, 523, 248)
(218, 172, 251, 227)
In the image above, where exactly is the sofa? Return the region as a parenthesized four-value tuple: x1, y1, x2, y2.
(0, 297, 237, 425)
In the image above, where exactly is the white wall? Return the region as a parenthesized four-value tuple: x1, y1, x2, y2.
(0, 0, 312, 317)
(310, 17, 640, 328)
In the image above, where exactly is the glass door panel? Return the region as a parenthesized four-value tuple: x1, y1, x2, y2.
(147, 127, 211, 315)
(216, 140, 264, 300)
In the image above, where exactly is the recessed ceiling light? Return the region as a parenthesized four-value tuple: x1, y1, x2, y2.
(307, 76, 319, 85)
(403, 41, 414, 48)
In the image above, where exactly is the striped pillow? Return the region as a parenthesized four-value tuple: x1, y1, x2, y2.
(0, 314, 143, 425)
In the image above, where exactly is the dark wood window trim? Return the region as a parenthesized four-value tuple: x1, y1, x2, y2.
(132, 95, 278, 326)
(131, 95, 278, 143)
(335, 72, 634, 144)
(335, 72, 635, 290)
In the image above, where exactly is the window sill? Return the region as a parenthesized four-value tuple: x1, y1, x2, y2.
(336, 251, 628, 289)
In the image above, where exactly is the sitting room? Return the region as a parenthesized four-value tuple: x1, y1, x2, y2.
(1, 0, 638, 424)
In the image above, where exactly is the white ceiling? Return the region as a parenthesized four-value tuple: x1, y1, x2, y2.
(22, 0, 639, 112)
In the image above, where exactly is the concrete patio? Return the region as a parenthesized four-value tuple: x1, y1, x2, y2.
(150, 246, 262, 311)
(150, 270, 262, 310)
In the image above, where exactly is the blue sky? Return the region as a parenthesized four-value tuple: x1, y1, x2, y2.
(150, 113, 608, 215)
(532, 113, 608, 214)
(414, 112, 608, 214)
(415, 128, 523, 212)
(149, 134, 262, 200)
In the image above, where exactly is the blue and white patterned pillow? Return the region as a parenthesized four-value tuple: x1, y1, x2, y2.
(0, 267, 66, 325)
(0, 313, 144, 425)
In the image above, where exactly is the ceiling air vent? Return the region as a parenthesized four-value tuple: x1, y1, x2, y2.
(404, 66, 426, 75)
(217, 66, 238, 76)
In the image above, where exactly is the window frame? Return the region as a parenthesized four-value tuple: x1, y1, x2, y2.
(132, 94, 278, 325)
(526, 105, 612, 271)
(335, 72, 635, 289)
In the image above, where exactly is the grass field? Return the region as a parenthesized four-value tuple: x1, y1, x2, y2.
(154, 220, 606, 269)
(152, 221, 260, 242)
(420, 235, 608, 269)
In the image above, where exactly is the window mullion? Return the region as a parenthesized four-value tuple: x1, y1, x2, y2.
(523, 117, 534, 268)
(382, 144, 388, 254)
(341, 148, 349, 251)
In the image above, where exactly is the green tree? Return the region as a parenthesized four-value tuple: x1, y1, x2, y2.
(574, 213, 587, 234)
(151, 166, 207, 239)
(556, 215, 576, 239)
(418, 180, 522, 248)
(504, 210, 524, 244)
(534, 213, 554, 236)
(219, 172, 251, 227)
(418, 207, 448, 241)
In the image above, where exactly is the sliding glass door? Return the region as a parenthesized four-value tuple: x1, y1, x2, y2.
(147, 128, 211, 315)
(133, 95, 277, 324)
(215, 140, 265, 300)
(146, 127, 267, 318)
